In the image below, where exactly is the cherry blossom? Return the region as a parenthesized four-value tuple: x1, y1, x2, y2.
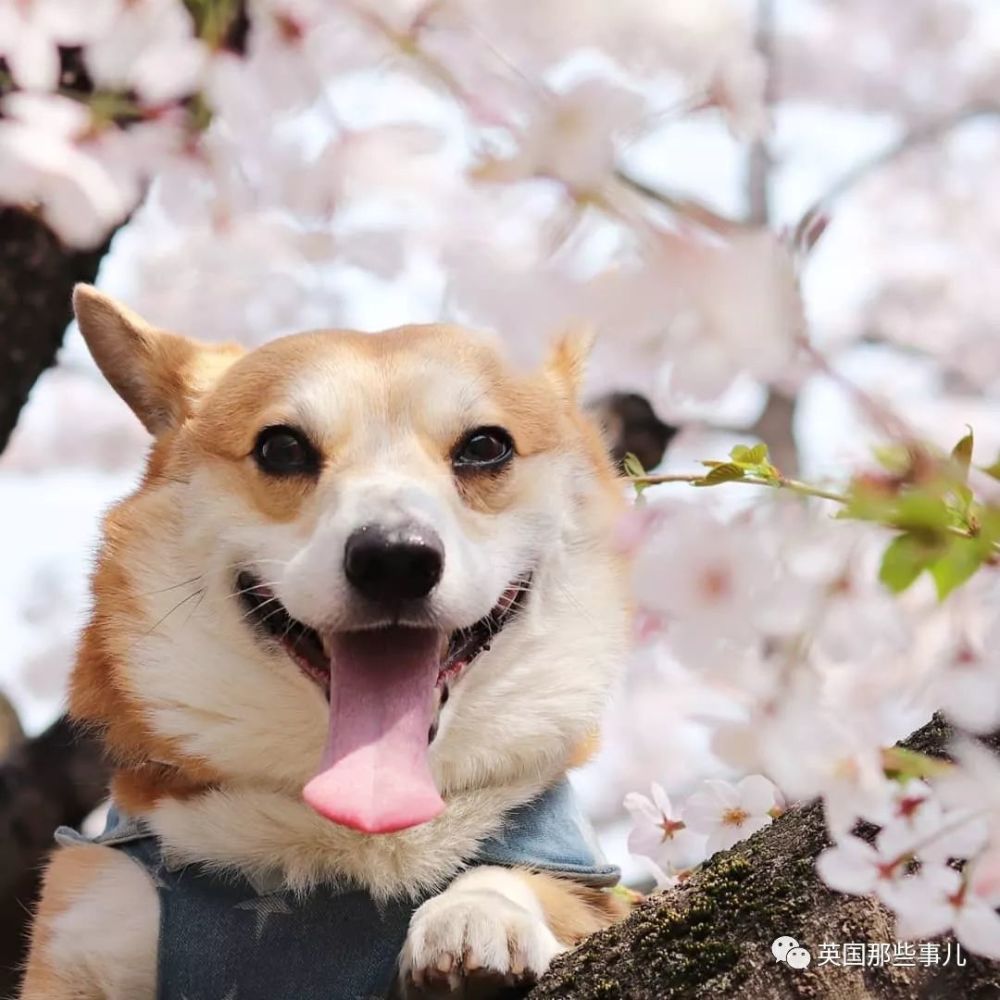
(624, 782, 705, 879)
(0, 0, 116, 90)
(631, 503, 772, 641)
(480, 78, 646, 193)
(892, 861, 1000, 960)
(0, 94, 130, 247)
(682, 775, 781, 856)
(652, 232, 805, 408)
(83, 0, 208, 106)
(930, 623, 1000, 735)
(815, 832, 912, 906)
(936, 739, 1000, 849)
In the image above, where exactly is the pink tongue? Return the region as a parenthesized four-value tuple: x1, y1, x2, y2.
(302, 627, 445, 834)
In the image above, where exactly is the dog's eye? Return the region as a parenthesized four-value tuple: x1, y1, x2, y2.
(253, 426, 318, 476)
(453, 427, 514, 469)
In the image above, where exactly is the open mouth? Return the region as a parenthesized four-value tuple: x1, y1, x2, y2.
(234, 568, 532, 834)
(234, 569, 531, 700)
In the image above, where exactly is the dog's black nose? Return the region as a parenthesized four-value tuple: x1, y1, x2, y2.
(344, 524, 444, 603)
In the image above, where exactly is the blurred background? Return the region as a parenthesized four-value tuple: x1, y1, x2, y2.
(2, 0, 1000, 949)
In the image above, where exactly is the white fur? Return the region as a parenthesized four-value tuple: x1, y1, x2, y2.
(149, 774, 557, 900)
(399, 866, 565, 995)
(45, 848, 159, 999)
(117, 425, 627, 895)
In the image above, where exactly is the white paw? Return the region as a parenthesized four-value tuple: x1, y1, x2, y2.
(400, 887, 565, 997)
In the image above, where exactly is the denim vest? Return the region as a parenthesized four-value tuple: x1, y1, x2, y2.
(56, 779, 618, 1000)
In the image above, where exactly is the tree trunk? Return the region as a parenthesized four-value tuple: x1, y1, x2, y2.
(0, 716, 110, 992)
(0, 207, 112, 453)
(530, 715, 1000, 999)
(0, 207, 114, 994)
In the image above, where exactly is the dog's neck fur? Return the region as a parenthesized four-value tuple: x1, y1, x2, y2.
(121, 764, 562, 901)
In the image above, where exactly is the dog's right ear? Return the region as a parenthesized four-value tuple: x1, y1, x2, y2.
(73, 284, 242, 435)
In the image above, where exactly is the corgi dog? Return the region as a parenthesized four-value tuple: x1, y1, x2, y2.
(20, 286, 632, 1000)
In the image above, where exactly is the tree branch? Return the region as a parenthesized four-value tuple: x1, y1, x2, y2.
(793, 104, 1000, 251)
(530, 716, 1000, 999)
(746, 0, 776, 228)
(0, 206, 116, 995)
(0, 207, 112, 453)
(0, 717, 109, 994)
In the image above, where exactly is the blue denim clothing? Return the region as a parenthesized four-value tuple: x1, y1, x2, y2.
(56, 779, 618, 1000)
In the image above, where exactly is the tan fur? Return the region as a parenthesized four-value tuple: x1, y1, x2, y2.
(516, 871, 631, 946)
(20, 844, 158, 999)
(545, 325, 596, 404)
(73, 284, 243, 434)
(26, 286, 633, 996)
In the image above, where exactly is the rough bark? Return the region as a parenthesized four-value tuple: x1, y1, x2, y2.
(0, 206, 111, 454)
(530, 715, 1000, 1000)
(0, 716, 109, 993)
(0, 207, 114, 994)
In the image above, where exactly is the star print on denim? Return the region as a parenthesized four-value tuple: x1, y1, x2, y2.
(55, 778, 618, 1000)
(234, 894, 294, 940)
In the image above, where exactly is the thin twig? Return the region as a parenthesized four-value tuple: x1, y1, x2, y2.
(794, 103, 1000, 245)
(628, 472, 996, 545)
(628, 471, 848, 504)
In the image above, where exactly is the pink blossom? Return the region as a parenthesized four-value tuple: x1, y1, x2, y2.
(682, 775, 780, 855)
(892, 862, 1000, 960)
(0, 0, 116, 90)
(816, 833, 909, 905)
(0, 94, 130, 247)
(932, 623, 1000, 735)
(482, 78, 646, 193)
(624, 782, 704, 875)
(84, 0, 208, 105)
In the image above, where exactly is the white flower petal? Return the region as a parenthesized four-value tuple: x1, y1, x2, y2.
(737, 774, 777, 815)
(816, 839, 879, 895)
(955, 903, 1000, 960)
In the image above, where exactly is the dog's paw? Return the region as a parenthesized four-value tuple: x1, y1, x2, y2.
(399, 886, 564, 997)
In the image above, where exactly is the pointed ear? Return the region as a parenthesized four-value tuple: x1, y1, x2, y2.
(73, 285, 242, 435)
(544, 325, 595, 404)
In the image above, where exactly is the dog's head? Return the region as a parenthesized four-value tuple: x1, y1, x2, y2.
(71, 286, 629, 835)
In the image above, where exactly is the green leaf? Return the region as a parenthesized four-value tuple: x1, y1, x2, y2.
(729, 443, 768, 466)
(891, 491, 953, 532)
(695, 463, 745, 486)
(981, 456, 1000, 481)
(929, 537, 987, 600)
(622, 452, 646, 478)
(951, 427, 973, 480)
(882, 746, 951, 783)
(871, 444, 911, 475)
(622, 452, 649, 497)
(878, 533, 941, 594)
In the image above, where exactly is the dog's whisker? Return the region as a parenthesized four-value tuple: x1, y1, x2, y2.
(133, 587, 206, 646)
(135, 575, 205, 598)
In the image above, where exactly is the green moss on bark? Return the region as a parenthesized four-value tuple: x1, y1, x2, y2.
(529, 716, 1000, 999)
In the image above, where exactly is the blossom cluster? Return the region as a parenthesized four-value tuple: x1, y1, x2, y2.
(622, 438, 1000, 959)
(3, 0, 1000, 968)
(0, 0, 785, 401)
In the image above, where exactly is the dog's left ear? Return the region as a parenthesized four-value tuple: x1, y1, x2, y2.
(544, 325, 595, 404)
(74, 284, 243, 435)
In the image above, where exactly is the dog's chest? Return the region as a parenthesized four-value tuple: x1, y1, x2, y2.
(54, 779, 618, 999)
(124, 838, 417, 1000)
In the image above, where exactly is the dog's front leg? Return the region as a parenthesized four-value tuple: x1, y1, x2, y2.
(399, 867, 564, 997)
(400, 866, 628, 997)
